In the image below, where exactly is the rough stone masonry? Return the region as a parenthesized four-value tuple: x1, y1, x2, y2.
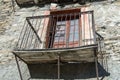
(0, 0, 120, 80)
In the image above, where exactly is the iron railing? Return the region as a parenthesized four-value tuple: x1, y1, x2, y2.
(15, 11, 99, 50)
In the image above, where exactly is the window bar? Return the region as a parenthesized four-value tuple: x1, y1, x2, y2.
(24, 26, 31, 49)
(48, 16, 52, 48)
(46, 16, 52, 48)
(86, 13, 89, 45)
(88, 13, 92, 44)
(33, 19, 42, 48)
(25, 20, 34, 48)
(22, 19, 34, 49)
(48, 15, 55, 48)
(31, 19, 38, 48)
(66, 13, 71, 48)
(83, 13, 85, 46)
(19, 21, 29, 49)
(27, 27, 34, 49)
(37, 19, 42, 32)
(33, 19, 40, 49)
(63, 14, 67, 48)
(29, 19, 39, 49)
(73, 13, 76, 47)
(58, 15, 63, 48)
(22, 22, 30, 49)
(50, 15, 56, 48)
(24, 19, 36, 49)
(17, 20, 26, 49)
(34, 17, 45, 49)
(26, 19, 42, 47)
(91, 11, 96, 44)
(78, 12, 81, 47)
(80, 13, 83, 46)
(57, 15, 60, 48)
(36, 18, 42, 48)
(27, 14, 37, 49)
(30, 33, 34, 49)
(33, 32, 37, 48)
(33, 34, 37, 49)
(39, 16, 46, 45)
(36, 37, 40, 49)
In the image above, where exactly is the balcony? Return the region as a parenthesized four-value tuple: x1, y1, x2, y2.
(13, 8, 103, 64)
(12, 8, 104, 80)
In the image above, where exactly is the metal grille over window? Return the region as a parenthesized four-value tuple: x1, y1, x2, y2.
(16, 9, 96, 50)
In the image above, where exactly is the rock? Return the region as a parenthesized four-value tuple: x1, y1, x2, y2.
(101, 26, 106, 29)
(2, 0, 11, 3)
(64, 5, 74, 9)
(74, 3, 81, 7)
(107, 0, 116, 3)
(116, 22, 120, 27)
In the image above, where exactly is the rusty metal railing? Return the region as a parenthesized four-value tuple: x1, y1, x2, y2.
(15, 11, 99, 50)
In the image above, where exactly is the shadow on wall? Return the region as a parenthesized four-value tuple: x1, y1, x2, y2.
(28, 62, 110, 79)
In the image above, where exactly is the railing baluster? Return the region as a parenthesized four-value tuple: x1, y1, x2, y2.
(24, 18, 35, 49)
(31, 19, 38, 48)
(19, 21, 29, 49)
(17, 20, 26, 49)
(33, 19, 42, 48)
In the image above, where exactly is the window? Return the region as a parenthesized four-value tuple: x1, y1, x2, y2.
(46, 8, 81, 48)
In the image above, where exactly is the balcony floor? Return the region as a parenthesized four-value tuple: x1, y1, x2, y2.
(13, 44, 98, 64)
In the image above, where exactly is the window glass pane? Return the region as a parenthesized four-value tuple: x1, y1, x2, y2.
(60, 37, 65, 41)
(53, 17, 79, 47)
(70, 26, 74, 33)
(57, 21, 65, 25)
(75, 19, 78, 25)
(69, 19, 79, 42)
(70, 19, 79, 26)
(55, 21, 66, 42)
(74, 33, 79, 41)
(54, 37, 59, 42)
(70, 20, 74, 26)
(75, 25, 79, 33)
(69, 33, 73, 41)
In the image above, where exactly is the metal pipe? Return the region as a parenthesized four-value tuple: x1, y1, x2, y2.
(15, 55, 23, 80)
(94, 49, 99, 80)
(57, 55, 60, 80)
(91, 11, 97, 44)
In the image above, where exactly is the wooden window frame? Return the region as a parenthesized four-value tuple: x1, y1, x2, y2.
(46, 8, 81, 48)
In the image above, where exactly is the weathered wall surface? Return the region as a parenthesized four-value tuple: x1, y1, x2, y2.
(90, 2, 120, 80)
(0, 0, 120, 80)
